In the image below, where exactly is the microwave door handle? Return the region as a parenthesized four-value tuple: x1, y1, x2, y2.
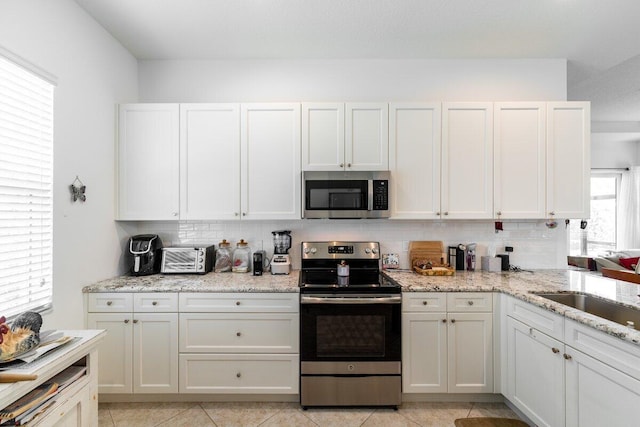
(368, 180, 373, 211)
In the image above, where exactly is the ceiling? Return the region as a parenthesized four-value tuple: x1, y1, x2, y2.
(73, 0, 640, 123)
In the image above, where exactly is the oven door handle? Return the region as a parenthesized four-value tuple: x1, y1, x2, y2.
(300, 295, 402, 304)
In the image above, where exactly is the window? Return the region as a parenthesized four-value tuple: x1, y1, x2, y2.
(0, 53, 54, 318)
(568, 173, 620, 256)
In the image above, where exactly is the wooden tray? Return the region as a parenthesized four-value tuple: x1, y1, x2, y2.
(409, 241, 447, 266)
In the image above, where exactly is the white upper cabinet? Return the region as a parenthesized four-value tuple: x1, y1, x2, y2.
(546, 102, 591, 219)
(389, 103, 441, 219)
(302, 103, 345, 171)
(117, 104, 180, 220)
(302, 103, 388, 171)
(494, 103, 546, 219)
(180, 104, 240, 220)
(441, 103, 494, 219)
(241, 103, 301, 220)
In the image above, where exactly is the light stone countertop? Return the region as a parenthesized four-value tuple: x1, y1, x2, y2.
(384, 268, 640, 346)
(82, 270, 300, 293)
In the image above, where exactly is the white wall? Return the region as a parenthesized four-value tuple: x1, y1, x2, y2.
(591, 133, 640, 168)
(132, 58, 569, 270)
(0, 0, 138, 329)
(138, 59, 566, 103)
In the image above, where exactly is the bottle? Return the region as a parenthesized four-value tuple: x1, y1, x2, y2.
(232, 239, 251, 273)
(214, 239, 233, 272)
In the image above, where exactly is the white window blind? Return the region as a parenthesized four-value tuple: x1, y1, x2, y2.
(0, 55, 54, 319)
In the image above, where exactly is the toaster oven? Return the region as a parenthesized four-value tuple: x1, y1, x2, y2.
(161, 246, 215, 274)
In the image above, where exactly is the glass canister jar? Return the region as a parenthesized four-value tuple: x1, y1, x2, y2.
(232, 239, 251, 273)
(214, 239, 233, 273)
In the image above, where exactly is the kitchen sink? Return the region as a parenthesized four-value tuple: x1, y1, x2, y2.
(534, 292, 640, 330)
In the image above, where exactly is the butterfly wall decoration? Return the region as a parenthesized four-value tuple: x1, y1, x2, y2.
(69, 176, 86, 202)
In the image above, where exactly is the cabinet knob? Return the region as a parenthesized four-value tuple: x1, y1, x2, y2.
(443, 212, 449, 216)
(236, 372, 242, 378)
(236, 332, 242, 337)
(422, 301, 428, 305)
(242, 212, 246, 216)
(124, 319, 129, 324)
(563, 353, 572, 360)
(234, 212, 239, 216)
(152, 301, 158, 306)
(172, 212, 178, 217)
(442, 319, 447, 323)
(347, 163, 351, 168)
(235, 301, 241, 306)
(496, 211, 502, 216)
(451, 319, 456, 324)
(552, 347, 560, 354)
(106, 301, 113, 306)
(339, 163, 344, 168)
(549, 211, 555, 216)
(436, 212, 441, 216)
(467, 301, 474, 306)
(133, 319, 138, 324)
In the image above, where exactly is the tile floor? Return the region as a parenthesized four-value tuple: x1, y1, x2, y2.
(98, 401, 528, 427)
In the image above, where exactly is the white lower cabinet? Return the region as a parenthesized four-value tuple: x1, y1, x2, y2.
(402, 292, 493, 394)
(506, 316, 565, 427)
(505, 296, 640, 427)
(86, 293, 179, 394)
(178, 292, 299, 394)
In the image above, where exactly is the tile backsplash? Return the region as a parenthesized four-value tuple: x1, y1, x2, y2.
(134, 219, 567, 270)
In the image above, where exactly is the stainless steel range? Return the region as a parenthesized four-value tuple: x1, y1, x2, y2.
(299, 241, 402, 408)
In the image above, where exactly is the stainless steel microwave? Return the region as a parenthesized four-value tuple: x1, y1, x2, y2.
(303, 171, 390, 219)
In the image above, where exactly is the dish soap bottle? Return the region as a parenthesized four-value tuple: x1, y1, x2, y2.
(232, 239, 251, 273)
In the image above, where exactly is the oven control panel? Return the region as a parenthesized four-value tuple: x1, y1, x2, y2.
(302, 242, 380, 259)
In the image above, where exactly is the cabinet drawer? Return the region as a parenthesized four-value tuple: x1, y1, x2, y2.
(179, 354, 299, 394)
(565, 319, 640, 382)
(447, 292, 493, 312)
(87, 293, 133, 312)
(133, 293, 178, 312)
(402, 293, 447, 312)
(179, 313, 299, 353)
(507, 296, 564, 341)
(179, 292, 299, 312)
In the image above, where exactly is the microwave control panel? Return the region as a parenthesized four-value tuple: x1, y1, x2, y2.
(373, 180, 388, 210)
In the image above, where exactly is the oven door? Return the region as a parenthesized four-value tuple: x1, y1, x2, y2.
(300, 294, 401, 362)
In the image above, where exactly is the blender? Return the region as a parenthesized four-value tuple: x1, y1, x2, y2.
(271, 230, 292, 274)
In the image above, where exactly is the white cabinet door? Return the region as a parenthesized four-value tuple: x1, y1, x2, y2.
(241, 104, 301, 219)
(117, 104, 180, 220)
(345, 103, 389, 171)
(179, 104, 240, 220)
(302, 103, 345, 171)
(506, 316, 565, 427)
(87, 313, 133, 394)
(565, 347, 640, 427)
(441, 103, 494, 219)
(546, 102, 590, 219)
(448, 312, 493, 393)
(402, 312, 448, 393)
(389, 103, 441, 219)
(494, 103, 546, 219)
(132, 313, 179, 393)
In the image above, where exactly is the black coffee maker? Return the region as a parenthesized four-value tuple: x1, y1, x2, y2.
(128, 234, 162, 276)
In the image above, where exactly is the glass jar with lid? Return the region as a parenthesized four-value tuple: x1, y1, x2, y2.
(232, 239, 251, 273)
(214, 239, 233, 273)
